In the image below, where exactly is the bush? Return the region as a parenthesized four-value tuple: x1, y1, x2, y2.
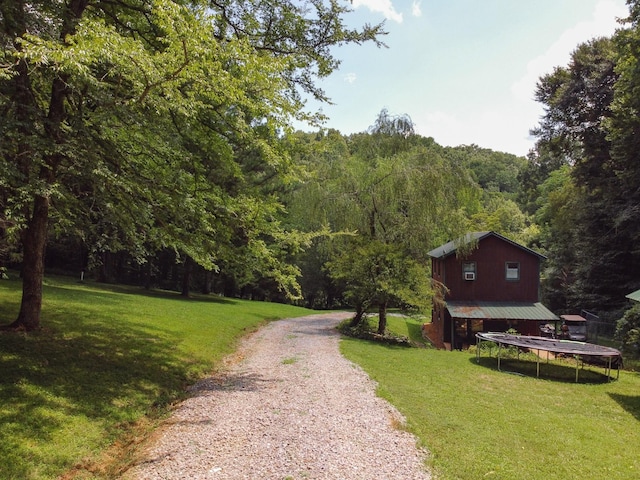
(337, 315, 412, 346)
(615, 304, 640, 358)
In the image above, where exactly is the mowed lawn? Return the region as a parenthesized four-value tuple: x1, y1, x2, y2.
(0, 275, 313, 480)
(2, 276, 639, 480)
(341, 316, 640, 480)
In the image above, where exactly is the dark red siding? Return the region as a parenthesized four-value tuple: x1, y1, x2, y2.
(428, 233, 545, 349)
(442, 235, 540, 303)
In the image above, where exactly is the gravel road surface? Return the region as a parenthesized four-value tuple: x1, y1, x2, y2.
(124, 312, 431, 480)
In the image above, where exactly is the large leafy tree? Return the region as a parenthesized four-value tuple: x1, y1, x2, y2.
(292, 111, 479, 333)
(529, 36, 638, 312)
(282, 129, 351, 308)
(607, 0, 640, 291)
(443, 145, 527, 198)
(532, 37, 617, 185)
(0, 0, 383, 330)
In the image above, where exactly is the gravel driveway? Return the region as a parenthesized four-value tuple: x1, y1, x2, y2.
(124, 312, 431, 480)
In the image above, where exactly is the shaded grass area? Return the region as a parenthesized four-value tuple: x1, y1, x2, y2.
(0, 275, 313, 480)
(339, 313, 428, 347)
(341, 316, 640, 480)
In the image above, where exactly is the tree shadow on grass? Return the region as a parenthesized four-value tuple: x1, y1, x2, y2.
(43, 278, 238, 305)
(0, 294, 196, 479)
(471, 356, 616, 384)
(608, 393, 640, 421)
(190, 371, 275, 394)
(107, 285, 237, 305)
(404, 318, 428, 346)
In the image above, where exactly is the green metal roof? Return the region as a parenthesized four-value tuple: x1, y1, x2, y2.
(428, 232, 486, 258)
(428, 231, 546, 260)
(626, 289, 640, 302)
(446, 301, 559, 321)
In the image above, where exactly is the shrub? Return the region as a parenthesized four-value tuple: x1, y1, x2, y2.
(337, 314, 412, 346)
(615, 304, 640, 358)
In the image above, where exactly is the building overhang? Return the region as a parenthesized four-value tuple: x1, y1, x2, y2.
(626, 289, 640, 302)
(446, 301, 559, 321)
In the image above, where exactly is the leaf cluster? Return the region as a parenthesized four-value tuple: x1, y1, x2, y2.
(0, 0, 386, 312)
(527, 13, 640, 314)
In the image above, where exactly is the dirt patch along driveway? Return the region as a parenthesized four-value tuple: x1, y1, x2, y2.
(124, 312, 431, 480)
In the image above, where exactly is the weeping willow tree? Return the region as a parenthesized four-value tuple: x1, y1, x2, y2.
(289, 111, 480, 333)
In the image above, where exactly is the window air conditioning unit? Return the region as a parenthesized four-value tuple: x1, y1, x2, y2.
(464, 272, 476, 281)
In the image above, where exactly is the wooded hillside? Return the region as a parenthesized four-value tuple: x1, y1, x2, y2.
(1, 1, 639, 355)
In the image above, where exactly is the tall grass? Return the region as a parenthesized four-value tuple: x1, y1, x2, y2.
(0, 275, 313, 480)
(341, 316, 640, 480)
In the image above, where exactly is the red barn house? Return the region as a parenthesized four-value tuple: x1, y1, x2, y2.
(426, 231, 558, 350)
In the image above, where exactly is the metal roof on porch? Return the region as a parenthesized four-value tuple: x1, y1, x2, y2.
(626, 289, 640, 302)
(446, 301, 559, 321)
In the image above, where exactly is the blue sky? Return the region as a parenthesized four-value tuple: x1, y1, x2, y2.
(298, 0, 628, 156)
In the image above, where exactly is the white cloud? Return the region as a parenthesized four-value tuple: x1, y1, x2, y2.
(352, 0, 403, 23)
(413, 108, 535, 156)
(344, 73, 357, 84)
(512, 0, 627, 103)
(412, 1, 422, 17)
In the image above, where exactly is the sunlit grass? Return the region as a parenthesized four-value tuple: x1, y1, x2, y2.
(0, 275, 313, 480)
(341, 315, 640, 480)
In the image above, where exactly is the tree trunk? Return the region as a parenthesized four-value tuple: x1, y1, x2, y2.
(143, 257, 153, 290)
(350, 302, 366, 327)
(7, 195, 50, 331)
(181, 256, 192, 297)
(3, 0, 90, 331)
(201, 269, 212, 294)
(377, 301, 388, 335)
(100, 253, 107, 283)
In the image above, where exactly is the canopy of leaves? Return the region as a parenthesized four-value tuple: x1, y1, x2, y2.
(529, 27, 640, 313)
(615, 303, 640, 357)
(286, 112, 480, 323)
(0, 0, 385, 328)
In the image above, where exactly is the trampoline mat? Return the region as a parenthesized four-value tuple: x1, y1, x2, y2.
(476, 332, 621, 358)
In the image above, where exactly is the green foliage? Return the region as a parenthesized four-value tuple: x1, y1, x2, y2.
(443, 144, 527, 197)
(530, 32, 640, 313)
(287, 111, 480, 327)
(469, 193, 532, 244)
(616, 303, 640, 357)
(0, 274, 313, 479)
(0, 0, 385, 328)
(327, 238, 432, 316)
(434, 144, 536, 249)
(337, 313, 425, 347)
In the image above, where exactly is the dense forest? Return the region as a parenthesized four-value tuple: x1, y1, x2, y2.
(1, 1, 639, 356)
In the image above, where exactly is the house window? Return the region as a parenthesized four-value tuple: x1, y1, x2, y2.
(462, 262, 476, 281)
(506, 262, 520, 281)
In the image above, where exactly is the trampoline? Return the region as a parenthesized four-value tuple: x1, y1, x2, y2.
(475, 332, 622, 382)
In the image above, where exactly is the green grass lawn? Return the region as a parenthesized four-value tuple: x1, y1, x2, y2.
(341, 316, 640, 480)
(0, 275, 313, 480)
(3, 279, 639, 480)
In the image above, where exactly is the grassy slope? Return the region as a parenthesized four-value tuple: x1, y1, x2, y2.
(0, 275, 313, 480)
(341, 316, 640, 480)
(3, 278, 638, 480)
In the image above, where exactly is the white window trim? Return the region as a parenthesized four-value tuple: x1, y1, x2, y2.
(462, 262, 476, 280)
(506, 261, 520, 281)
